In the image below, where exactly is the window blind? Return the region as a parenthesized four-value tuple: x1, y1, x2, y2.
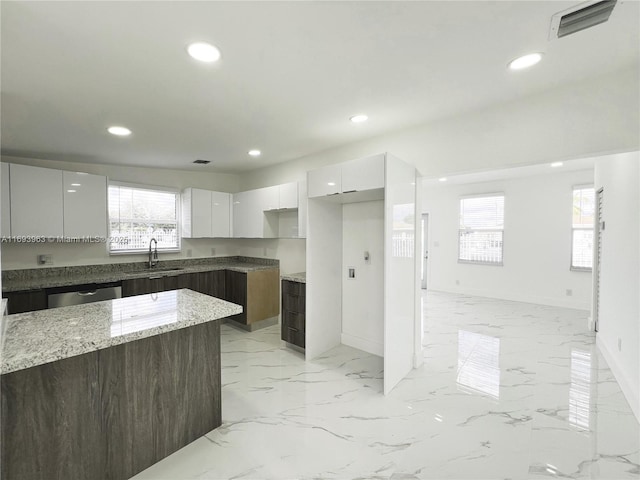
(108, 184, 179, 253)
(459, 194, 504, 265)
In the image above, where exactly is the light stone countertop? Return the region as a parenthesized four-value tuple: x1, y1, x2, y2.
(0, 289, 242, 375)
(281, 272, 306, 283)
(2, 257, 278, 293)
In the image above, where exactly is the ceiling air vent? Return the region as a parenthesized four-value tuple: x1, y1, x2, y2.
(550, 0, 618, 39)
(193, 159, 211, 165)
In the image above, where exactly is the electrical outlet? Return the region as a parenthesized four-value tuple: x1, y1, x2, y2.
(37, 254, 53, 265)
(566, 289, 573, 296)
(455, 280, 460, 286)
(263, 247, 268, 256)
(618, 338, 622, 351)
(348, 267, 355, 279)
(186, 249, 193, 258)
(211, 247, 216, 256)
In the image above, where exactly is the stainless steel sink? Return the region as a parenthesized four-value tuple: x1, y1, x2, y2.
(148, 267, 184, 273)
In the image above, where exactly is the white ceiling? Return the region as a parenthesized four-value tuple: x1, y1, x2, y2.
(1, 1, 638, 173)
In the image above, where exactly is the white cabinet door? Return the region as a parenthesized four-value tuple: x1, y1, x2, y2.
(10, 164, 63, 237)
(1, 163, 10, 237)
(279, 182, 298, 209)
(191, 188, 213, 238)
(63, 171, 107, 238)
(307, 164, 341, 198)
(260, 185, 279, 211)
(232, 191, 250, 238)
(211, 191, 231, 237)
(341, 154, 385, 193)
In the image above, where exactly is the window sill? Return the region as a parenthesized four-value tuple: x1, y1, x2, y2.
(458, 260, 503, 267)
(570, 267, 592, 272)
(109, 249, 181, 256)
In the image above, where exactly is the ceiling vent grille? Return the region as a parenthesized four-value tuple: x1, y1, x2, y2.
(550, 0, 618, 39)
(193, 159, 211, 165)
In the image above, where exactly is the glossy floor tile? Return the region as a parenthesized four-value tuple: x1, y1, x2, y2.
(133, 291, 639, 480)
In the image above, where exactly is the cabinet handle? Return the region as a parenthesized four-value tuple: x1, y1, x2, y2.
(288, 327, 299, 332)
(77, 290, 97, 296)
(327, 192, 340, 196)
(342, 190, 357, 193)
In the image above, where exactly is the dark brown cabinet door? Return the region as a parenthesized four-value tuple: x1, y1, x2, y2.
(122, 276, 179, 297)
(224, 271, 247, 324)
(194, 271, 225, 298)
(281, 280, 305, 349)
(4, 289, 48, 314)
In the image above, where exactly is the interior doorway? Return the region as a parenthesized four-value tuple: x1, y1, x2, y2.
(421, 213, 429, 289)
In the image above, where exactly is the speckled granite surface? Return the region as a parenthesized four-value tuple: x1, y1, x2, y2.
(281, 272, 306, 283)
(1, 289, 242, 375)
(2, 256, 279, 292)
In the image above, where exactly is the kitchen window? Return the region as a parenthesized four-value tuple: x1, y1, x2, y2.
(108, 182, 180, 253)
(459, 194, 505, 265)
(571, 185, 594, 270)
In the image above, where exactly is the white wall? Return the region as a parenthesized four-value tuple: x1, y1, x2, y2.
(342, 201, 384, 356)
(594, 151, 639, 422)
(423, 169, 594, 310)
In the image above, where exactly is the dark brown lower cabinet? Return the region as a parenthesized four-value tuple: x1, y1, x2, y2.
(225, 270, 248, 324)
(0, 320, 221, 480)
(281, 280, 305, 349)
(4, 289, 47, 314)
(122, 275, 179, 297)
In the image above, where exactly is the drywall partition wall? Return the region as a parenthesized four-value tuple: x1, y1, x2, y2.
(594, 151, 639, 422)
(341, 201, 384, 356)
(383, 154, 417, 395)
(239, 67, 638, 190)
(305, 199, 343, 360)
(423, 168, 594, 309)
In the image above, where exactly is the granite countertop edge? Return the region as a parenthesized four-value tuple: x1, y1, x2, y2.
(281, 272, 306, 283)
(1, 289, 242, 375)
(2, 260, 279, 293)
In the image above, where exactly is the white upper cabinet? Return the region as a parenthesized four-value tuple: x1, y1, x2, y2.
(297, 179, 307, 238)
(307, 164, 341, 198)
(1, 163, 11, 237)
(63, 171, 107, 238)
(232, 190, 251, 238)
(341, 154, 385, 193)
(260, 186, 279, 211)
(182, 188, 231, 238)
(211, 191, 231, 238)
(10, 164, 64, 237)
(279, 182, 298, 209)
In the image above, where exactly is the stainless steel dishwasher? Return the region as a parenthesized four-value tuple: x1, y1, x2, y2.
(47, 282, 122, 308)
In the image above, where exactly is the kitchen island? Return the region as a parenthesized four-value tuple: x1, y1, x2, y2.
(0, 289, 242, 480)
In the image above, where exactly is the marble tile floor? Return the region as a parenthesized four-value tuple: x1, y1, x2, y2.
(133, 291, 639, 480)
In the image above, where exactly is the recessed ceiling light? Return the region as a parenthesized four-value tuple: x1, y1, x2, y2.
(187, 42, 221, 63)
(327, 182, 336, 186)
(508, 53, 543, 70)
(193, 159, 211, 165)
(248, 150, 261, 157)
(107, 126, 132, 136)
(350, 114, 368, 124)
(438, 177, 447, 182)
(67, 189, 77, 193)
(71, 183, 81, 187)
(551, 161, 563, 167)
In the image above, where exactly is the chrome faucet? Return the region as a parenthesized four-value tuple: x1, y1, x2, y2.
(148, 238, 159, 268)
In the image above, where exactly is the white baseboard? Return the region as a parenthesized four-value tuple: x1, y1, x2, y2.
(429, 285, 590, 311)
(341, 332, 383, 357)
(597, 335, 640, 423)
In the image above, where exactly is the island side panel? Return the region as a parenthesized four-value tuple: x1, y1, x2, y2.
(1, 352, 103, 479)
(100, 320, 222, 477)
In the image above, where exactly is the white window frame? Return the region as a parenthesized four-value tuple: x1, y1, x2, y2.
(458, 193, 505, 266)
(108, 181, 181, 255)
(571, 184, 594, 272)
